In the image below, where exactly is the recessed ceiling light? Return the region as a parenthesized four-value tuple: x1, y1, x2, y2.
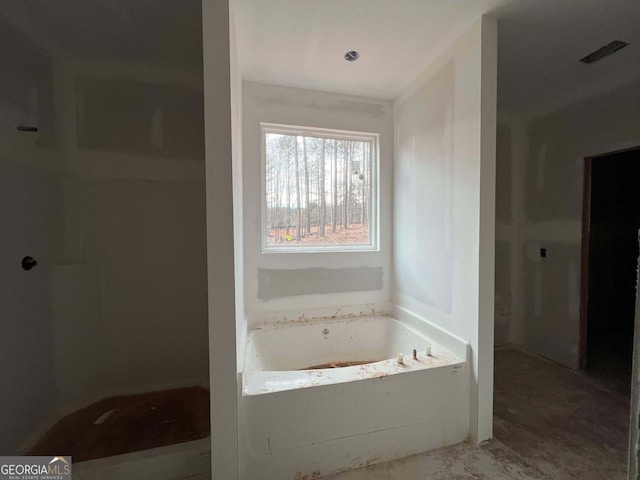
(344, 50, 359, 62)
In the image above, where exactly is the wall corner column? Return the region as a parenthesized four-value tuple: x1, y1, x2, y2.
(475, 14, 498, 444)
(202, 0, 239, 477)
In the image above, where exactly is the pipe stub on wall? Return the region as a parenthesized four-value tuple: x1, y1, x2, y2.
(21, 256, 37, 271)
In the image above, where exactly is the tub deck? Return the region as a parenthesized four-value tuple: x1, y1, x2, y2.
(240, 313, 470, 479)
(244, 342, 462, 395)
(243, 315, 464, 395)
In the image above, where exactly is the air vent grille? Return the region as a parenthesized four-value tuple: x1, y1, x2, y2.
(580, 41, 629, 64)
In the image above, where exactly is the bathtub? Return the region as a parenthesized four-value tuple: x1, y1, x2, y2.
(240, 312, 470, 479)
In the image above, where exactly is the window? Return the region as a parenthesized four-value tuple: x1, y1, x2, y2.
(261, 123, 378, 253)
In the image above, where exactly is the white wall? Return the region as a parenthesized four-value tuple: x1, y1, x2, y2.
(59, 178, 209, 395)
(497, 79, 640, 368)
(0, 158, 63, 453)
(0, 21, 63, 453)
(1, 11, 212, 451)
(202, 0, 239, 477)
(230, 0, 246, 373)
(242, 82, 393, 317)
(49, 55, 210, 413)
(494, 121, 517, 346)
(230, 5, 248, 478)
(393, 16, 497, 443)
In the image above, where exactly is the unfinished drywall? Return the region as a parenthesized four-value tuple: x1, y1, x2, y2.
(505, 79, 640, 368)
(242, 82, 393, 316)
(59, 178, 209, 397)
(1, 20, 210, 456)
(229, 6, 247, 479)
(494, 115, 529, 348)
(56, 56, 204, 182)
(203, 0, 239, 477)
(258, 267, 383, 301)
(395, 60, 455, 313)
(75, 76, 204, 160)
(229, 1, 246, 373)
(0, 19, 64, 454)
(393, 16, 497, 443)
(494, 238, 512, 346)
(48, 55, 210, 412)
(0, 20, 57, 149)
(494, 124, 514, 346)
(0, 160, 63, 454)
(1, 0, 211, 459)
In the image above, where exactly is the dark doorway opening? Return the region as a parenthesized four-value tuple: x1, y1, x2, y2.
(581, 147, 640, 392)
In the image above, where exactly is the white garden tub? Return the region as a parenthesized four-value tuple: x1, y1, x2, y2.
(240, 314, 470, 479)
(244, 316, 461, 395)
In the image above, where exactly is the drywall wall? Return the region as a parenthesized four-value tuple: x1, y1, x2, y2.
(2, 29, 210, 454)
(202, 0, 239, 477)
(75, 76, 204, 160)
(59, 178, 209, 396)
(48, 54, 210, 412)
(494, 114, 529, 348)
(0, 20, 58, 150)
(242, 81, 393, 316)
(230, 1, 246, 373)
(0, 160, 63, 453)
(494, 123, 514, 346)
(257, 266, 383, 301)
(0, 20, 63, 453)
(503, 79, 640, 368)
(229, 5, 247, 479)
(393, 16, 497, 442)
(56, 57, 205, 183)
(1, 1, 211, 455)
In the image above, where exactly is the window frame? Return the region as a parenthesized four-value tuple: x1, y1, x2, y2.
(260, 122, 379, 254)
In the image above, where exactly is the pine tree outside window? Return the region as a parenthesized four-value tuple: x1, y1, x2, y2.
(261, 123, 378, 253)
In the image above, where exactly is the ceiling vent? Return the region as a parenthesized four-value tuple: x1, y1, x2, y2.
(580, 40, 629, 64)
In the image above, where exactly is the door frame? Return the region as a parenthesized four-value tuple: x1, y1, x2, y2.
(579, 156, 591, 370)
(579, 146, 640, 369)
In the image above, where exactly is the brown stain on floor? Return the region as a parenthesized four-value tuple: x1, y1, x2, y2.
(26, 386, 210, 463)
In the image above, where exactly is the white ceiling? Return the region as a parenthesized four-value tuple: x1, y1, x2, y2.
(2, 0, 638, 114)
(495, 0, 640, 114)
(233, 0, 510, 99)
(234, 0, 640, 112)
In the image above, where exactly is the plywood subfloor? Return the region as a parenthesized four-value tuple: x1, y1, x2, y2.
(492, 346, 630, 480)
(326, 346, 630, 479)
(27, 386, 210, 463)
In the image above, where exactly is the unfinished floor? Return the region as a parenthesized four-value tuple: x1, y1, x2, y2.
(27, 387, 210, 462)
(325, 345, 630, 479)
